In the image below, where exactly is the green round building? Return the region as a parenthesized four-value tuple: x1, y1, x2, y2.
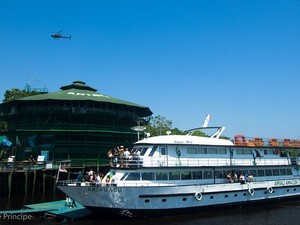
(0, 81, 152, 164)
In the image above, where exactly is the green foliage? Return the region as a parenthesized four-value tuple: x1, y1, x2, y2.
(146, 115, 172, 136)
(3, 88, 39, 103)
(190, 130, 207, 137)
(145, 115, 206, 137)
(171, 127, 186, 135)
(220, 135, 230, 140)
(0, 121, 7, 133)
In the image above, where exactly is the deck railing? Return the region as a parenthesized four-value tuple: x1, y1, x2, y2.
(0, 155, 297, 172)
(0, 160, 55, 171)
(109, 156, 295, 168)
(0, 158, 109, 171)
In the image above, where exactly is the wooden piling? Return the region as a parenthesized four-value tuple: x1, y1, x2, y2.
(24, 170, 28, 196)
(43, 172, 46, 194)
(0, 162, 98, 197)
(53, 176, 56, 191)
(32, 170, 36, 194)
(8, 171, 13, 199)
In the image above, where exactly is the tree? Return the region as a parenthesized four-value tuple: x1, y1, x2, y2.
(145, 115, 209, 137)
(145, 115, 186, 136)
(3, 88, 39, 103)
(190, 130, 207, 137)
(170, 127, 185, 135)
(146, 115, 173, 136)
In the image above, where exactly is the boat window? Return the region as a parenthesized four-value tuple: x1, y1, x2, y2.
(236, 149, 243, 155)
(156, 172, 168, 180)
(148, 146, 158, 156)
(264, 149, 269, 155)
(271, 149, 277, 155)
(236, 148, 252, 155)
(160, 147, 167, 155)
(136, 147, 143, 153)
(140, 147, 148, 156)
(273, 169, 280, 176)
(253, 149, 262, 157)
(244, 149, 252, 155)
(169, 171, 180, 180)
(257, 170, 265, 177)
(192, 171, 202, 179)
(215, 171, 224, 179)
(142, 172, 155, 180)
(265, 169, 273, 176)
(203, 171, 213, 179)
(279, 169, 287, 175)
(187, 147, 197, 154)
(120, 172, 129, 181)
(198, 148, 207, 154)
(181, 171, 191, 180)
(217, 148, 227, 154)
(249, 170, 257, 177)
(287, 169, 292, 175)
(208, 148, 217, 154)
(131, 147, 138, 153)
(126, 172, 141, 181)
(279, 150, 287, 157)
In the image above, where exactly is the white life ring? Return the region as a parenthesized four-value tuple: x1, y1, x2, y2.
(267, 187, 273, 194)
(195, 192, 202, 201)
(248, 188, 255, 196)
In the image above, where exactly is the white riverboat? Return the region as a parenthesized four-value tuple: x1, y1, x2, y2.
(57, 115, 300, 218)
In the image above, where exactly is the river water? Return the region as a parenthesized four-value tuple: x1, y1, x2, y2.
(1, 190, 300, 225)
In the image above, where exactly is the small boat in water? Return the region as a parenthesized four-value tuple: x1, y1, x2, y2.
(57, 115, 300, 218)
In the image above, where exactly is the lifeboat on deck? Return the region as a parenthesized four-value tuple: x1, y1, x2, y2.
(269, 138, 279, 147)
(234, 134, 247, 146)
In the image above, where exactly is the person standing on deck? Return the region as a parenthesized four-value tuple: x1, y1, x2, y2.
(118, 145, 125, 167)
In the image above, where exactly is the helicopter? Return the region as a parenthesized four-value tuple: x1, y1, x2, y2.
(51, 30, 72, 39)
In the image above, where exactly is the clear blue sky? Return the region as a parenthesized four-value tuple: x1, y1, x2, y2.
(1, 1, 300, 139)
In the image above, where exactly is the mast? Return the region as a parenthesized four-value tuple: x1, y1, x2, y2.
(202, 114, 211, 128)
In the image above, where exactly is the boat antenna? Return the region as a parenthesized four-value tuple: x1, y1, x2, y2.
(202, 114, 211, 127)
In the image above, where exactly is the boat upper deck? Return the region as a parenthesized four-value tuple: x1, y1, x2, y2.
(136, 133, 300, 149)
(110, 127, 300, 168)
(136, 134, 234, 146)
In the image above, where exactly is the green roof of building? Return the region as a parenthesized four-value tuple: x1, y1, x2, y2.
(15, 81, 152, 116)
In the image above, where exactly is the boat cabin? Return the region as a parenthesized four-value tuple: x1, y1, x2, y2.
(110, 127, 299, 168)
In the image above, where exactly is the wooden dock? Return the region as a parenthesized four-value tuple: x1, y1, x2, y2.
(0, 160, 109, 198)
(0, 200, 91, 221)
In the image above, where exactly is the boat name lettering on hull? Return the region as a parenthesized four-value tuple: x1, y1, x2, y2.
(87, 187, 122, 192)
(274, 180, 300, 186)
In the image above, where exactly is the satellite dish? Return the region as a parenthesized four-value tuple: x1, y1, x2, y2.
(131, 126, 146, 141)
(131, 126, 146, 132)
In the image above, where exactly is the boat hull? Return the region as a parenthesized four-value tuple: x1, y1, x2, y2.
(57, 181, 300, 218)
(84, 194, 300, 218)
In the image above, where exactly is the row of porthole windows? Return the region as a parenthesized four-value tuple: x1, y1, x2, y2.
(144, 188, 297, 203)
